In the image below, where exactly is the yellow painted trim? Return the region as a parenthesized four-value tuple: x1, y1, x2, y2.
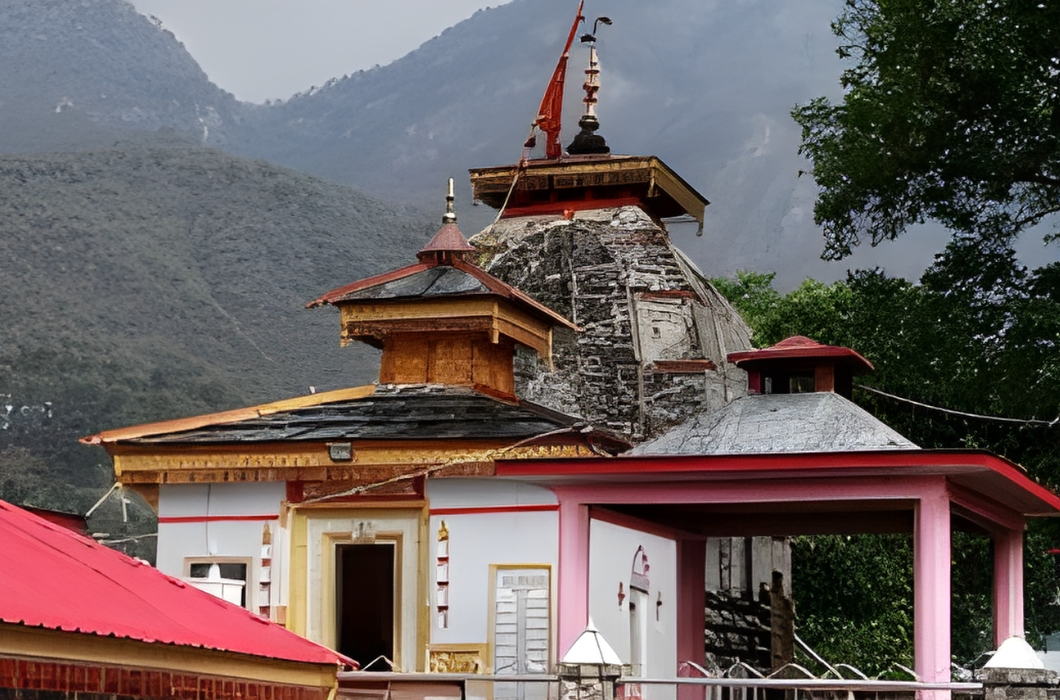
(0, 624, 337, 688)
(340, 298, 496, 323)
(112, 444, 597, 485)
(427, 644, 489, 673)
(291, 506, 429, 672)
(289, 509, 309, 637)
(651, 160, 706, 225)
(322, 531, 403, 656)
(469, 155, 707, 226)
(297, 499, 428, 512)
(417, 507, 430, 672)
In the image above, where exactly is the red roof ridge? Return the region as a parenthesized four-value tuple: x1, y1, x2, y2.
(728, 335, 874, 372)
(307, 261, 435, 308)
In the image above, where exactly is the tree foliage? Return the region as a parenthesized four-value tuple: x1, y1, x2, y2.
(793, 0, 1060, 259)
(714, 242, 1060, 669)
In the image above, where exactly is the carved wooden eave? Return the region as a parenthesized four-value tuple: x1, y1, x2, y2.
(338, 297, 555, 359)
(469, 155, 709, 226)
(108, 440, 599, 484)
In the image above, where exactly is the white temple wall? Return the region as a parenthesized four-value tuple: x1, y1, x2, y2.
(589, 519, 677, 700)
(426, 479, 559, 671)
(156, 482, 284, 613)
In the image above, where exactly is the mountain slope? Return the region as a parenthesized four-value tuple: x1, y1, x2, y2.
(2, 0, 1001, 286)
(0, 136, 433, 510)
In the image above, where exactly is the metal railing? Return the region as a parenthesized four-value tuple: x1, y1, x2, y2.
(335, 671, 981, 700)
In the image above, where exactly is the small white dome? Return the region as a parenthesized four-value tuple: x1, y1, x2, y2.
(984, 636, 1044, 669)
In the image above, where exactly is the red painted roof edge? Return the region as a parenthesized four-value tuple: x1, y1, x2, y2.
(493, 449, 1060, 515)
(450, 259, 577, 330)
(306, 261, 436, 308)
(727, 343, 874, 372)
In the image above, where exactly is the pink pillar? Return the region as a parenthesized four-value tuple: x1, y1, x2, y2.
(993, 526, 1025, 646)
(914, 484, 951, 688)
(557, 496, 591, 658)
(677, 539, 706, 700)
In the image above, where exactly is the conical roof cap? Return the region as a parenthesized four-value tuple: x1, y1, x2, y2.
(417, 177, 476, 262)
(561, 619, 622, 665)
(417, 222, 476, 261)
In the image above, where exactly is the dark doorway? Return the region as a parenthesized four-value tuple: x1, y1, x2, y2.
(337, 543, 395, 669)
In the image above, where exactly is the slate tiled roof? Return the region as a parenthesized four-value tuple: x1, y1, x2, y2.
(113, 384, 582, 445)
(331, 265, 491, 301)
(0, 500, 350, 666)
(306, 258, 577, 330)
(631, 392, 917, 455)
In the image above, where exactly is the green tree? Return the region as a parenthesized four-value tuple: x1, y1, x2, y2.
(793, 0, 1060, 259)
(714, 256, 1060, 669)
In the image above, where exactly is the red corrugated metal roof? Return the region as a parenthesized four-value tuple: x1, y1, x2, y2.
(0, 500, 351, 667)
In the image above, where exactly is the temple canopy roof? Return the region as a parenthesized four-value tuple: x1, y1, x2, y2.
(84, 384, 595, 446)
(631, 392, 917, 456)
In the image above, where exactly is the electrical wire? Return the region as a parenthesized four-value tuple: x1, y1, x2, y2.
(857, 384, 1060, 427)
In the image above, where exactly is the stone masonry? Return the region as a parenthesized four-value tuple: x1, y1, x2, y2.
(473, 206, 751, 442)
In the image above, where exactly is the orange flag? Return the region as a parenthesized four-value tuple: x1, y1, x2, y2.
(532, 1, 584, 159)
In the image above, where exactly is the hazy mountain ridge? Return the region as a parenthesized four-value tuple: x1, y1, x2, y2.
(3, 0, 993, 285)
(228, 0, 962, 286)
(0, 0, 242, 152)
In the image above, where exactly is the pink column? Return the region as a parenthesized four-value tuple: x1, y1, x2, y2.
(676, 539, 706, 700)
(993, 526, 1025, 646)
(557, 495, 591, 658)
(914, 483, 951, 688)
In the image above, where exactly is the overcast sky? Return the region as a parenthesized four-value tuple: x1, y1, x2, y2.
(127, 0, 513, 103)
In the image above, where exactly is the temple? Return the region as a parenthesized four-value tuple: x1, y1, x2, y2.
(74, 5, 1060, 700)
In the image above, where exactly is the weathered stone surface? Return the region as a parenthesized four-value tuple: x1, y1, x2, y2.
(632, 392, 919, 455)
(980, 668, 1060, 700)
(474, 206, 751, 441)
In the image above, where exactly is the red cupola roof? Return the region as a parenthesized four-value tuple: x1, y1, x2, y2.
(417, 222, 476, 262)
(728, 336, 874, 373)
(727, 336, 873, 399)
(417, 178, 476, 262)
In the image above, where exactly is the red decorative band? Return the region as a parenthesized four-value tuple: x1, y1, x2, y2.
(429, 504, 559, 516)
(158, 514, 278, 524)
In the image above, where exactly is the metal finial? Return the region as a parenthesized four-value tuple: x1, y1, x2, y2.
(567, 16, 612, 156)
(442, 177, 457, 224)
